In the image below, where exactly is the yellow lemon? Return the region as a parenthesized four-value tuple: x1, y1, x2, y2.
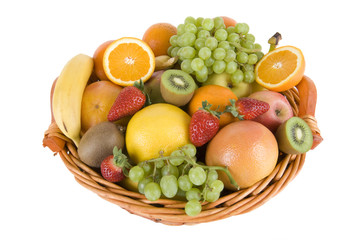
(126, 103, 191, 163)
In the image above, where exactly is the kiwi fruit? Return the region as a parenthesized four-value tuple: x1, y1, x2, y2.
(160, 69, 196, 106)
(78, 122, 124, 168)
(275, 117, 313, 154)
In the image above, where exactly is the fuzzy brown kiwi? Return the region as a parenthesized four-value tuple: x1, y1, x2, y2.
(160, 69, 196, 106)
(275, 117, 313, 154)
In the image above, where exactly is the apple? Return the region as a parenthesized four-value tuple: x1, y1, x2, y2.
(144, 70, 166, 104)
(81, 80, 123, 133)
(248, 90, 294, 133)
(203, 73, 252, 98)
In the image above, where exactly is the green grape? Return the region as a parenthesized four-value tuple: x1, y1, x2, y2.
(185, 199, 202, 216)
(161, 164, 179, 178)
(214, 29, 228, 41)
(198, 47, 212, 60)
(167, 46, 174, 56)
(194, 38, 206, 50)
(205, 37, 218, 50)
(207, 66, 214, 75)
(185, 23, 197, 34)
(224, 49, 236, 62)
(212, 60, 226, 74)
(210, 179, 224, 193)
(226, 26, 236, 34)
(169, 35, 178, 46)
(213, 16, 225, 29)
(195, 66, 208, 83)
(212, 48, 226, 60)
(241, 40, 254, 50)
(185, 16, 196, 24)
(227, 32, 240, 43)
(178, 32, 196, 47)
(191, 58, 205, 72)
(197, 29, 210, 39)
(181, 143, 197, 157)
(235, 23, 249, 34)
(177, 24, 185, 35)
(144, 182, 161, 201)
(170, 150, 185, 166)
(189, 166, 206, 186)
(185, 188, 201, 201)
(138, 177, 152, 194)
(129, 166, 145, 183)
(202, 18, 214, 31)
(254, 43, 262, 50)
(247, 53, 258, 65)
(139, 162, 153, 176)
(195, 17, 204, 27)
(180, 46, 196, 59)
(255, 51, 264, 61)
(160, 175, 178, 198)
(244, 71, 255, 83)
(181, 59, 194, 74)
(225, 61, 238, 74)
(178, 175, 193, 192)
(236, 51, 248, 63)
(207, 169, 218, 183)
(218, 41, 231, 50)
(204, 57, 215, 67)
(170, 47, 180, 58)
(155, 159, 165, 168)
(178, 163, 191, 175)
(204, 189, 220, 202)
(242, 64, 254, 72)
(231, 69, 244, 84)
(245, 33, 255, 43)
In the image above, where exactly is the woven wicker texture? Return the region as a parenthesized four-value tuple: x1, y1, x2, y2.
(43, 86, 320, 226)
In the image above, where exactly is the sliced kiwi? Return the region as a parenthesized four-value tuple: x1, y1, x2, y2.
(160, 69, 196, 106)
(275, 117, 313, 154)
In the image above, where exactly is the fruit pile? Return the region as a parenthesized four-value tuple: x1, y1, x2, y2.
(44, 16, 322, 217)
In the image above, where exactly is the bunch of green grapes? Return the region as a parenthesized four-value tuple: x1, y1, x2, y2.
(167, 16, 264, 84)
(128, 143, 226, 216)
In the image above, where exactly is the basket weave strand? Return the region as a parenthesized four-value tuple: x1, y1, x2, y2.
(43, 87, 317, 225)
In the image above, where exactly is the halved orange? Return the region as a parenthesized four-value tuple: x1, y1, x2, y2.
(255, 46, 305, 92)
(103, 37, 155, 86)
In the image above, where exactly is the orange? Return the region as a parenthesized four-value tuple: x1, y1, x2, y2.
(188, 85, 238, 128)
(205, 121, 278, 190)
(255, 45, 305, 92)
(93, 40, 114, 81)
(142, 23, 177, 56)
(221, 16, 237, 28)
(103, 37, 155, 86)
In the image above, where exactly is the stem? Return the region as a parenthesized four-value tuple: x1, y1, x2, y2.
(230, 42, 261, 54)
(268, 32, 282, 52)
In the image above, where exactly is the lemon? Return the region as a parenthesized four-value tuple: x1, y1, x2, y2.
(126, 103, 191, 163)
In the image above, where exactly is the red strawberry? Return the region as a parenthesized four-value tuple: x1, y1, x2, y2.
(225, 97, 270, 120)
(100, 146, 132, 182)
(107, 80, 149, 122)
(189, 101, 221, 147)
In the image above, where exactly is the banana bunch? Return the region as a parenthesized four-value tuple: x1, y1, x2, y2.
(52, 54, 94, 147)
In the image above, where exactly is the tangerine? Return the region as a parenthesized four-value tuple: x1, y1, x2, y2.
(221, 16, 237, 28)
(93, 40, 113, 81)
(142, 23, 177, 57)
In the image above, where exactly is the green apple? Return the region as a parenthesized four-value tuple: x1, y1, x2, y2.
(203, 73, 252, 98)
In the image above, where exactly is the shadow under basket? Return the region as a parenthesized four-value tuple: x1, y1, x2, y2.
(43, 85, 322, 226)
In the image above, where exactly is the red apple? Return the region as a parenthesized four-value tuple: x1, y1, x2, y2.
(248, 90, 294, 133)
(81, 81, 123, 133)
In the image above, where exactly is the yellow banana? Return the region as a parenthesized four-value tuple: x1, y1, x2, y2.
(52, 54, 94, 147)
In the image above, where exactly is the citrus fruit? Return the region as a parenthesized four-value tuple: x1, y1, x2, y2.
(188, 85, 238, 128)
(255, 45, 305, 92)
(93, 40, 113, 80)
(221, 16, 237, 27)
(103, 37, 155, 86)
(142, 23, 177, 57)
(205, 120, 278, 190)
(125, 103, 191, 163)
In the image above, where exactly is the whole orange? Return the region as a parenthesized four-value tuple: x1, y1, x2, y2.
(221, 16, 237, 28)
(188, 85, 238, 128)
(93, 40, 114, 81)
(142, 23, 177, 57)
(205, 120, 279, 190)
(81, 80, 122, 133)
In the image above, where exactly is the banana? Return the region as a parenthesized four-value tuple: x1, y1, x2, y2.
(52, 54, 94, 147)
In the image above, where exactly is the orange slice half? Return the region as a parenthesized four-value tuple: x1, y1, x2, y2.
(103, 37, 155, 86)
(255, 46, 305, 92)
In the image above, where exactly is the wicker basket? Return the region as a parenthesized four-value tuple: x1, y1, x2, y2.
(43, 79, 322, 226)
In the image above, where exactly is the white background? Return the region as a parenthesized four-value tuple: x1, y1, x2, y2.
(1, 0, 359, 239)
